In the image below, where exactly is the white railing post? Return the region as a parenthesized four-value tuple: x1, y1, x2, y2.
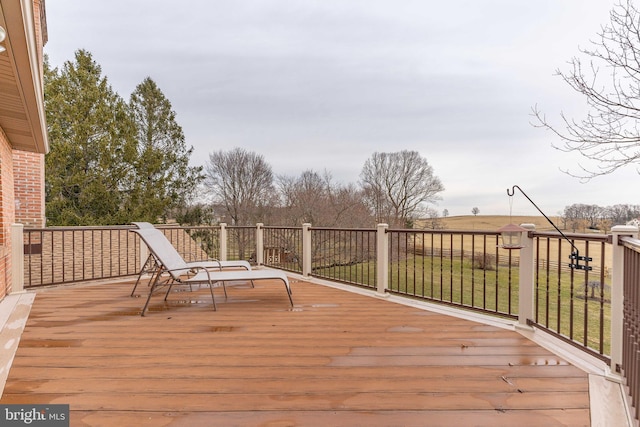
(610, 225, 638, 377)
(10, 224, 24, 294)
(376, 223, 389, 296)
(219, 223, 228, 262)
(517, 223, 536, 330)
(256, 223, 264, 266)
(302, 223, 312, 277)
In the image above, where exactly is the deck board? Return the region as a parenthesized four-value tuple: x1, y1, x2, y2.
(0, 277, 591, 426)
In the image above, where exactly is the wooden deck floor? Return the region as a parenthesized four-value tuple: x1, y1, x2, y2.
(0, 276, 591, 426)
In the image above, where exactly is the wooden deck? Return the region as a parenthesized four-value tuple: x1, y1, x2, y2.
(0, 276, 591, 426)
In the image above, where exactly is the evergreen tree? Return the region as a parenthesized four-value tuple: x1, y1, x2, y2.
(128, 77, 203, 222)
(44, 50, 138, 225)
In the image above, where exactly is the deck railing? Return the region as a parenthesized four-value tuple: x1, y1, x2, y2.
(620, 234, 640, 422)
(529, 232, 612, 360)
(21, 226, 141, 287)
(386, 229, 517, 318)
(309, 227, 377, 288)
(15, 222, 638, 423)
(263, 225, 304, 273)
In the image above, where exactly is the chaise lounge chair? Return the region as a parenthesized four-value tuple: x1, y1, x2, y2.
(130, 226, 293, 316)
(129, 222, 252, 296)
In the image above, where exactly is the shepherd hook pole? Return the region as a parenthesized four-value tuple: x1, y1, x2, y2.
(507, 185, 591, 270)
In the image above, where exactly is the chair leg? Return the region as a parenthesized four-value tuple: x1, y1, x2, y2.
(164, 282, 175, 301)
(141, 272, 164, 316)
(141, 292, 154, 317)
(130, 274, 144, 297)
(208, 283, 217, 311)
(284, 281, 294, 306)
(130, 254, 158, 296)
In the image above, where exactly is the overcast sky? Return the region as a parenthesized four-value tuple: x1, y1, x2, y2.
(43, 0, 636, 217)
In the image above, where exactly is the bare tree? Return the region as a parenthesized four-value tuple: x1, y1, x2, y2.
(563, 203, 605, 231)
(562, 202, 640, 230)
(277, 170, 327, 225)
(472, 207, 480, 216)
(532, 0, 640, 179)
(582, 204, 605, 229)
(360, 150, 444, 228)
(275, 170, 374, 272)
(605, 203, 640, 224)
(421, 207, 444, 230)
(204, 148, 275, 225)
(563, 204, 582, 232)
(277, 170, 372, 227)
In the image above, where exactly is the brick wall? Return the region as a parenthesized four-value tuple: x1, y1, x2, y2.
(16, 0, 47, 230)
(13, 151, 45, 228)
(34, 0, 47, 55)
(0, 128, 16, 298)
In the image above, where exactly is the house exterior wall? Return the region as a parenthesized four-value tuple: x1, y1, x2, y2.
(0, 127, 16, 298)
(34, 0, 47, 52)
(0, 0, 48, 299)
(13, 150, 45, 228)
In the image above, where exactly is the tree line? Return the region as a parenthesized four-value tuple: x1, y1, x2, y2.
(44, 50, 445, 228)
(192, 148, 444, 228)
(562, 203, 640, 232)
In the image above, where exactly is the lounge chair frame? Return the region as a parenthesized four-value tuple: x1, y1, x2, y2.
(129, 222, 251, 296)
(130, 227, 293, 316)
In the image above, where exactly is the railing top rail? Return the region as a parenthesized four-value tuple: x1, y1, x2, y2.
(24, 224, 225, 232)
(309, 226, 377, 232)
(263, 226, 303, 230)
(22, 225, 615, 243)
(532, 230, 612, 243)
(155, 225, 221, 230)
(388, 228, 500, 236)
(24, 225, 135, 232)
(620, 235, 640, 252)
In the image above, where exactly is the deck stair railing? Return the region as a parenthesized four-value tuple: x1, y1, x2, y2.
(14, 222, 639, 423)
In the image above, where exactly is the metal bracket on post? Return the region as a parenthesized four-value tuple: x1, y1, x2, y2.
(568, 253, 593, 271)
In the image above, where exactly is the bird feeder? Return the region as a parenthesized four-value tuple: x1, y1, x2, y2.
(497, 223, 528, 249)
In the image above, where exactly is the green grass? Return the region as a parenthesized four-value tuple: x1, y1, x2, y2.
(534, 269, 611, 355)
(389, 255, 519, 316)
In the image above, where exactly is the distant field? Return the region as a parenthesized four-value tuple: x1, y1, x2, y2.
(425, 214, 611, 284)
(435, 215, 565, 232)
